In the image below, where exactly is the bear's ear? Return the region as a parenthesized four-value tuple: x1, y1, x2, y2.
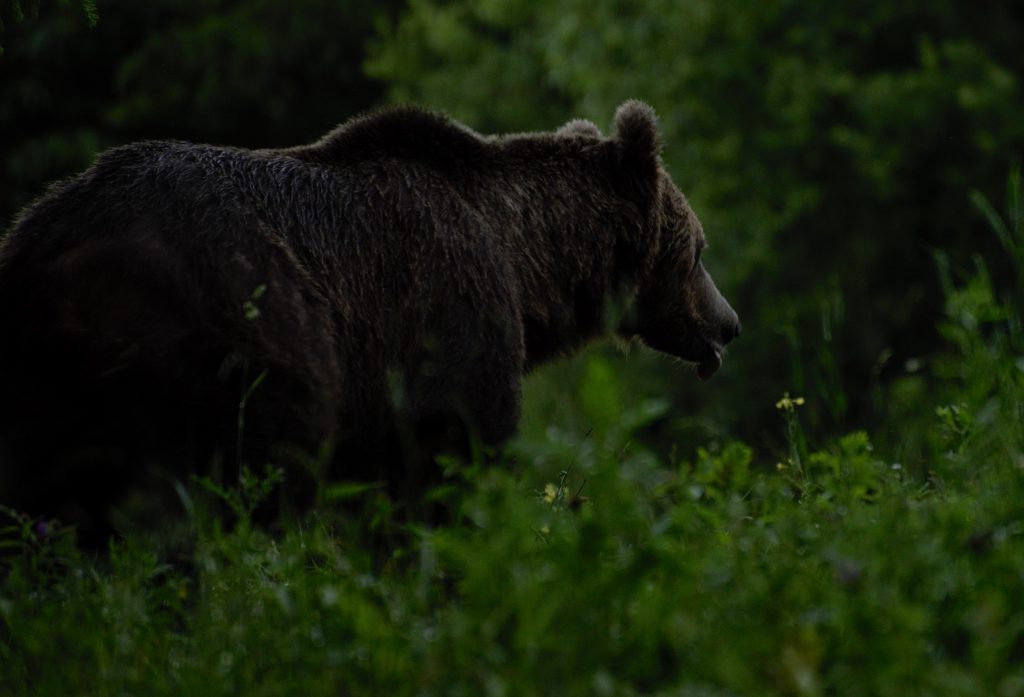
(613, 100, 661, 164)
(557, 119, 602, 139)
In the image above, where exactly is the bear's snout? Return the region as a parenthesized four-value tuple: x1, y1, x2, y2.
(719, 305, 741, 346)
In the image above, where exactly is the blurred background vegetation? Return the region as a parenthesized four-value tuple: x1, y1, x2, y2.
(2, 0, 1022, 470)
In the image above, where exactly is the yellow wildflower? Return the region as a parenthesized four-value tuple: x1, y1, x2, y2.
(775, 392, 806, 411)
(543, 483, 558, 505)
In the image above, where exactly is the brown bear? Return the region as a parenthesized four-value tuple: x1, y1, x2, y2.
(0, 101, 739, 535)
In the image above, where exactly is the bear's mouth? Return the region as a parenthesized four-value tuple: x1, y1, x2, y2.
(696, 348, 723, 381)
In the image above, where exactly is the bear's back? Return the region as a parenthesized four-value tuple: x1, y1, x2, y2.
(281, 106, 492, 171)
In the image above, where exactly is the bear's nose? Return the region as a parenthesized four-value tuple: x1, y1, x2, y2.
(720, 315, 741, 345)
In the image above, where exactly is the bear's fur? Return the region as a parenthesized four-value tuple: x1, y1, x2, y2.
(0, 101, 739, 534)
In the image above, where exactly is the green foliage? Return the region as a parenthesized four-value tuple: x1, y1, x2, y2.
(932, 167, 1024, 472)
(3, 388, 1023, 695)
(194, 464, 283, 530)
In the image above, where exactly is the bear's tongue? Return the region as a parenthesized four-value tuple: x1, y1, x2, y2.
(697, 351, 722, 381)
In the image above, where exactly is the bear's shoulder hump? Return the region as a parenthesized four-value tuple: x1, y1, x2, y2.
(289, 107, 488, 166)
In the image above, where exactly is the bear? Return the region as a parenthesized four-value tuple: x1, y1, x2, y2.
(0, 100, 740, 537)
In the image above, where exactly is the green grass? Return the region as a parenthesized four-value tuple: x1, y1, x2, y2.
(2, 403, 1023, 696)
(2, 172, 1023, 696)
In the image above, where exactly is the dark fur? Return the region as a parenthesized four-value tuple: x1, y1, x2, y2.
(0, 101, 739, 534)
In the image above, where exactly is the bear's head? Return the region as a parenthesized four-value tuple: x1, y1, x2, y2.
(612, 101, 741, 379)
